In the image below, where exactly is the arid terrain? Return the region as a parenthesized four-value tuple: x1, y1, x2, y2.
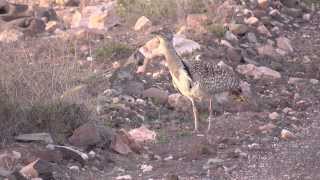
(0, 0, 320, 179)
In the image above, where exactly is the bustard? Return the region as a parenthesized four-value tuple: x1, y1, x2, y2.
(134, 30, 242, 132)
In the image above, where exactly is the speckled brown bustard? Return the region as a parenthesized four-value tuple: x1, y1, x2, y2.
(138, 31, 242, 132)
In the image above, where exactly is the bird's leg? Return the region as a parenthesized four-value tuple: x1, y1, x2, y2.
(190, 98, 199, 132)
(207, 98, 214, 132)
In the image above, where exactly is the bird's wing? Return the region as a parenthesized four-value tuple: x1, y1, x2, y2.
(190, 61, 240, 94)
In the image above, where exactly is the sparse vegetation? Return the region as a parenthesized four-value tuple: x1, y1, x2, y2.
(117, 0, 178, 23)
(0, 38, 93, 145)
(206, 23, 226, 38)
(95, 41, 133, 62)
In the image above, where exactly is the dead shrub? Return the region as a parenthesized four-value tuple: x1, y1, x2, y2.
(0, 38, 94, 145)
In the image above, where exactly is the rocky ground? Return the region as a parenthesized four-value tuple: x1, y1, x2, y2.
(0, 0, 320, 179)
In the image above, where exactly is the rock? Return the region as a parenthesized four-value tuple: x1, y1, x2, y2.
(303, 13, 311, 21)
(281, 129, 296, 140)
(203, 158, 224, 170)
(269, 9, 281, 18)
(226, 48, 242, 63)
(69, 122, 114, 149)
(220, 40, 233, 48)
(237, 64, 281, 80)
(173, 35, 201, 55)
(15, 133, 53, 144)
(128, 126, 157, 143)
(259, 123, 277, 133)
(45, 21, 58, 32)
(19, 160, 39, 179)
(229, 23, 249, 35)
(71, 1, 119, 30)
(0, 29, 23, 43)
(310, 79, 319, 85)
(257, 24, 272, 37)
(258, 0, 269, 9)
(143, 88, 169, 104)
(224, 31, 238, 43)
(269, 112, 280, 120)
(244, 16, 259, 26)
(69, 165, 80, 171)
(271, 26, 280, 35)
(246, 32, 257, 43)
(168, 93, 191, 112)
(116, 175, 132, 180)
(282, 7, 302, 18)
(140, 164, 153, 173)
(52, 145, 88, 164)
(111, 130, 142, 155)
(134, 16, 152, 31)
(186, 14, 209, 33)
(0, 167, 12, 177)
(257, 44, 276, 56)
(276, 37, 293, 53)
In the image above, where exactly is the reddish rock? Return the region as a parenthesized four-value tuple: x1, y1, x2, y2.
(257, 44, 276, 56)
(244, 16, 259, 26)
(237, 64, 281, 80)
(276, 36, 294, 53)
(258, 0, 269, 9)
(69, 122, 114, 148)
(257, 24, 272, 37)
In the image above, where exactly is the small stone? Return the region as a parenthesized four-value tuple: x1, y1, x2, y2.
(203, 158, 224, 170)
(88, 151, 96, 158)
(164, 155, 173, 161)
(220, 40, 234, 48)
(269, 9, 281, 17)
(134, 16, 152, 31)
(247, 32, 257, 43)
(276, 37, 293, 53)
(303, 13, 311, 21)
(282, 107, 293, 114)
(257, 44, 276, 56)
(244, 16, 259, 26)
(116, 175, 132, 180)
(271, 26, 280, 35)
(141, 164, 153, 173)
(283, 7, 302, 18)
(257, 24, 272, 37)
(69, 166, 80, 171)
(269, 112, 280, 120)
(281, 129, 296, 140)
(224, 31, 238, 43)
(310, 79, 319, 85)
(229, 23, 249, 35)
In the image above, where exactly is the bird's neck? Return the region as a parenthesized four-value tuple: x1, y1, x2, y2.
(162, 43, 184, 76)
